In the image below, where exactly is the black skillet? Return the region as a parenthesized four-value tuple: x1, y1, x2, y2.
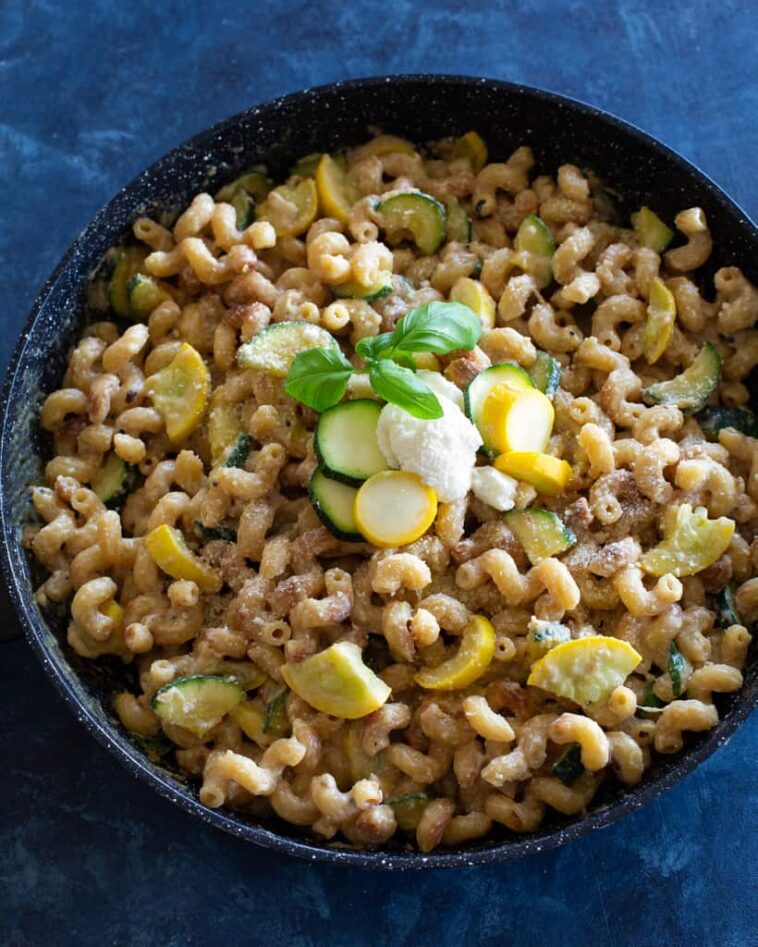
(1, 75, 755, 869)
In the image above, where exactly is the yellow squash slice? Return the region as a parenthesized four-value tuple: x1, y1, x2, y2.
(643, 277, 677, 365)
(352, 135, 417, 160)
(145, 524, 222, 591)
(640, 503, 735, 578)
(494, 451, 571, 496)
(315, 153, 360, 223)
(281, 641, 391, 719)
(528, 636, 642, 708)
(452, 131, 488, 173)
(145, 342, 210, 444)
(480, 384, 554, 455)
(415, 615, 496, 690)
(354, 470, 437, 547)
(256, 178, 318, 237)
(449, 277, 496, 330)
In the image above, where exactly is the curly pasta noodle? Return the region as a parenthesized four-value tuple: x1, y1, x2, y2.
(28, 131, 757, 852)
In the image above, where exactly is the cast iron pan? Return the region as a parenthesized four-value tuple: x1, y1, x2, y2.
(1, 75, 755, 869)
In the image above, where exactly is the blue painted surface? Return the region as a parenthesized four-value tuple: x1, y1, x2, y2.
(1, 1, 756, 943)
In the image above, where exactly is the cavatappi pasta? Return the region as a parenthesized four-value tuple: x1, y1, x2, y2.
(29, 131, 756, 851)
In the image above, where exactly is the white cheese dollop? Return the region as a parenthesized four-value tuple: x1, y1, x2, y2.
(417, 369, 465, 411)
(470, 466, 519, 511)
(376, 381, 482, 502)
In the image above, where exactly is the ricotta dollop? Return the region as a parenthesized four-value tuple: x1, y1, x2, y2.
(376, 375, 482, 502)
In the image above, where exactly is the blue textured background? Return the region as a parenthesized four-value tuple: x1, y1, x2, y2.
(1, 2, 756, 944)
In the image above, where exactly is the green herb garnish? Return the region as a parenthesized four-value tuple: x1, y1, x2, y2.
(284, 301, 482, 418)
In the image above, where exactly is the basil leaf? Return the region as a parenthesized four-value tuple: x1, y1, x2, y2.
(387, 301, 482, 355)
(668, 642, 686, 698)
(368, 359, 443, 419)
(355, 333, 393, 360)
(284, 347, 354, 411)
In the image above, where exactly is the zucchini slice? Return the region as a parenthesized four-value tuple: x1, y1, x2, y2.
(715, 583, 742, 629)
(386, 791, 432, 832)
(309, 467, 362, 541)
(194, 520, 237, 543)
(504, 508, 576, 564)
(223, 433, 253, 468)
(332, 277, 393, 302)
(696, 405, 758, 440)
(151, 675, 245, 737)
(464, 362, 535, 453)
(530, 351, 561, 397)
(214, 660, 266, 691)
(109, 247, 146, 318)
(552, 743, 584, 786)
(216, 170, 273, 228)
(128, 274, 171, 319)
(526, 618, 572, 662)
(632, 206, 674, 253)
(237, 321, 338, 378)
(377, 190, 447, 255)
(91, 453, 135, 507)
(445, 197, 472, 243)
(513, 214, 555, 288)
(263, 687, 291, 737)
(315, 399, 387, 485)
(642, 343, 722, 412)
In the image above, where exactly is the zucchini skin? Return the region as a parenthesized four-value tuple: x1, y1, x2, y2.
(715, 583, 741, 628)
(309, 469, 363, 542)
(315, 399, 386, 486)
(552, 743, 584, 785)
(696, 405, 758, 440)
(642, 343, 721, 411)
(223, 433, 254, 468)
(194, 520, 237, 542)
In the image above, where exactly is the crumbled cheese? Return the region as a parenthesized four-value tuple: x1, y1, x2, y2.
(417, 369, 464, 411)
(470, 466, 518, 511)
(376, 389, 482, 502)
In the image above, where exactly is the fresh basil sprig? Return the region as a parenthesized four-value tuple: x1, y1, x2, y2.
(283, 347, 354, 412)
(285, 301, 481, 417)
(356, 301, 482, 361)
(369, 358, 443, 420)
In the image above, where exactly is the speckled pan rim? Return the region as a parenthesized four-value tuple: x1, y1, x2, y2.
(2, 74, 756, 870)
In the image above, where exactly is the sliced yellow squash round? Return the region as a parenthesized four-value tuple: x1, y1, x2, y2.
(415, 615, 496, 690)
(449, 277, 496, 330)
(640, 503, 735, 577)
(527, 636, 642, 708)
(480, 385, 554, 455)
(145, 342, 210, 444)
(643, 277, 677, 365)
(452, 131, 488, 173)
(354, 470, 437, 547)
(352, 135, 417, 160)
(207, 397, 242, 466)
(494, 451, 572, 496)
(145, 523, 221, 591)
(281, 641, 391, 719)
(315, 153, 360, 224)
(256, 177, 318, 237)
